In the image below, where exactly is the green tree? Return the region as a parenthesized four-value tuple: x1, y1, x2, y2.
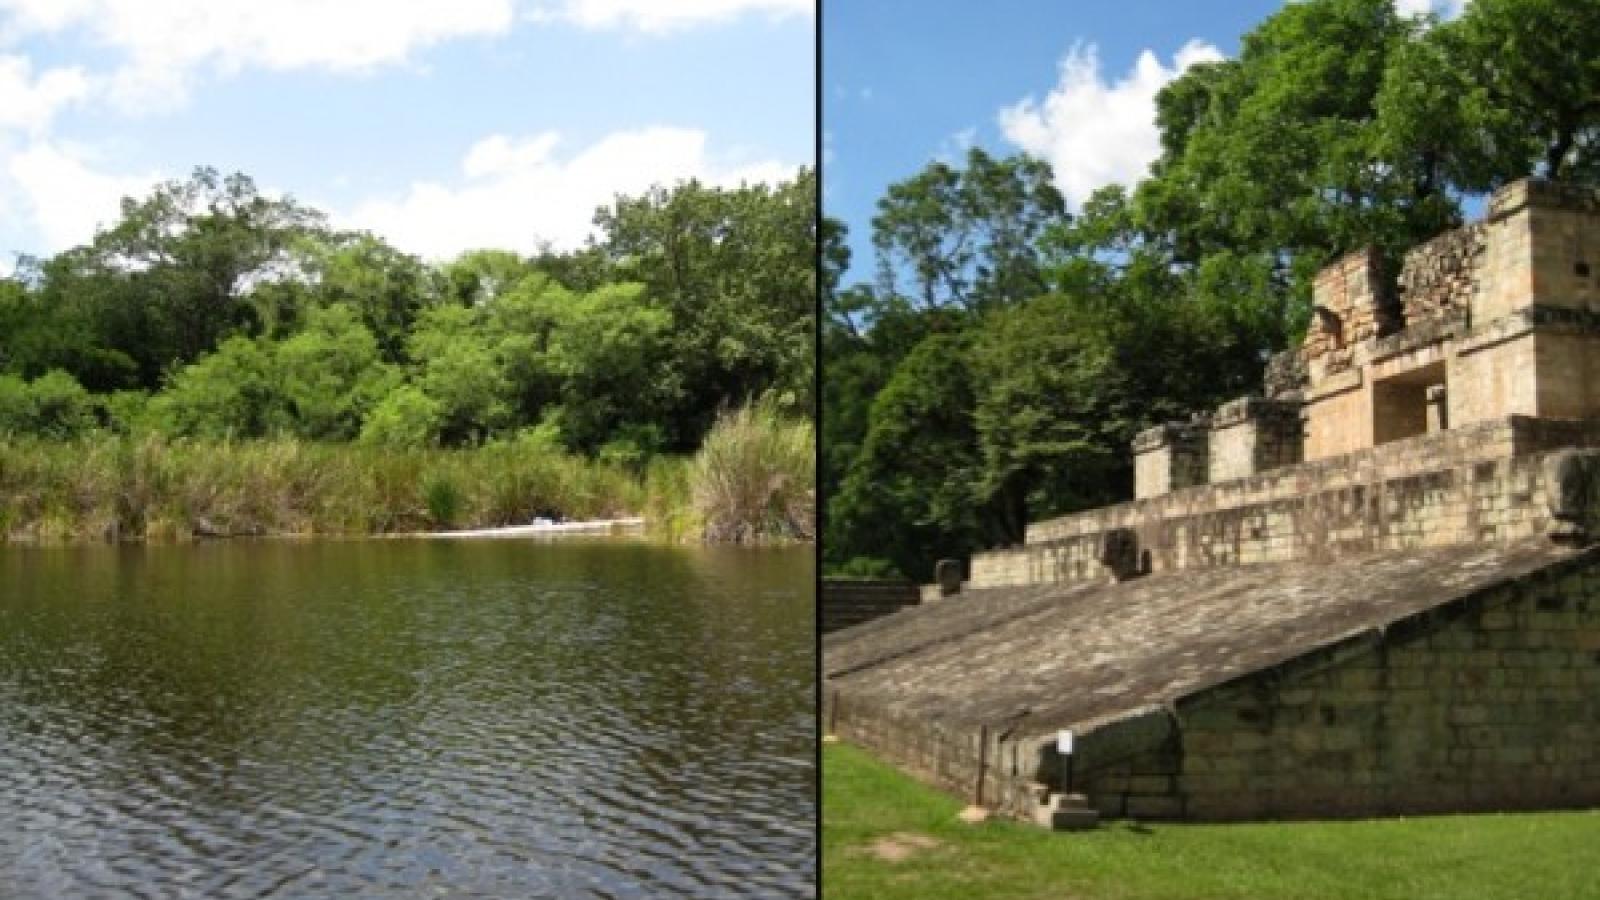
(151, 336, 287, 439)
(1135, 0, 1458, 331)
(830, 334, 991, 580)
(1386, 0, 1600, 187)
(971, 297, 1127, 540)
(871, 148, 1065, 312)
(593, 169, 816, 445)
(276, 304, 398, 441)
(542, 282, 673, 452)
(0, 375, 32, 434)
(438, 248, 536, 307)
(408, 305, 513, 446)
(312, 233, 432, 362)
(25, 371, 97, 439)
(27, 168, 325, 390)
(482, 273, 568, 426)
(360, 384, 443, 448)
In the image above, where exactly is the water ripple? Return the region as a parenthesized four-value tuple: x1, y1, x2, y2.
(0, 541, 815, 898)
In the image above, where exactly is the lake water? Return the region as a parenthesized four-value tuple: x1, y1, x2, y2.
(0, 539, 815, 898)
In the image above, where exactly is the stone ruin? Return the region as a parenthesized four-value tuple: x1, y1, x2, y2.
(823, 178, 1600, 824)
(1140, 178, 1600, 495)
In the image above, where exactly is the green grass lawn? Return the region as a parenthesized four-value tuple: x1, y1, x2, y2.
(823, 741, 1600, 900)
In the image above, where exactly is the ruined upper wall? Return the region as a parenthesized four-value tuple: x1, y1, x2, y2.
(1477, 179, 1600, 322)
(1132, 180, 1600, 514)
(1299, 178, 1600, 376)
(1398, 222, 1487, 323)
(1304, 248, 1398, 380)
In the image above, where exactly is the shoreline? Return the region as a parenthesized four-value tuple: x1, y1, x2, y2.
(420, 517, 647, 539)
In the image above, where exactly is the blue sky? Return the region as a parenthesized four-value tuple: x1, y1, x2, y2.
(0, 0, 814, 268)
(824, 0, 1466, 283)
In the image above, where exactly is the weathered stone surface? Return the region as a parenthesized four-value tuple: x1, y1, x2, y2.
(1284, 179, 1600, 466)
(1264, 349, 1308, 399)
(828, 541, 1573, 735)
(1398, 223, 1486, 323)
(1133, 420, 1210, 499)
(1542, 449, 1600, 545)
(970, 416, 1600, 590)
(821, 579, 919, 634)
(825, 541, 1600, 822)
(1305, 248, 1400, 381)
(1208, 397, 1303, 483)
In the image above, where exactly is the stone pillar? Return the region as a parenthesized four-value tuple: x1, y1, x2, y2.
(1208, 397, 1304, 483)
(1426, 384, 1448, 433)
(935, 559, 963, 597)
(1132, 421, 1210, 500)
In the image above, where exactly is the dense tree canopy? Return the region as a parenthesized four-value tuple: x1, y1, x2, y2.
(0, 166, 815, 463)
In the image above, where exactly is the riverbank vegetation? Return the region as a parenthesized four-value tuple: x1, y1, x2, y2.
(824, 0, 1600, 579)
(1, 168, 815, 543)
(824, 742, 1600, 900)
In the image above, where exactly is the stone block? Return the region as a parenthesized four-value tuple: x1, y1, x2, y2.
(1134, 420, 1211, 499)
(1209, 397, 1305, 482)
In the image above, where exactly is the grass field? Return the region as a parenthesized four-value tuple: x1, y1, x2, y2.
(823, 741, 1600, 900)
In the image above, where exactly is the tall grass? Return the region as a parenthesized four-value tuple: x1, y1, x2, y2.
(1, 407, 817, 545)
(690, 400, 815, 543)
(0, 433, 645, 543)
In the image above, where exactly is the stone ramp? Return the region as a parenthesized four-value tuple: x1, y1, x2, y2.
(825, 539, 1581, 741)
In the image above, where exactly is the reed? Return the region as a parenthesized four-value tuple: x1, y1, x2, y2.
(690, 399, 815, 543)
(0, 434, 654, 544)
(1, 409, 814, 545)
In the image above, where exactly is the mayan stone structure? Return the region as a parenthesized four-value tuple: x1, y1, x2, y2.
(1131, 419, 1209, 500)
(823, 178, 1600, 823)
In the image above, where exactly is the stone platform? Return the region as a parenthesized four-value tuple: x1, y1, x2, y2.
(827, 539, 1600, 821)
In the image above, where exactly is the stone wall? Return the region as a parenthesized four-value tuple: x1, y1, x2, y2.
(1263, 349, 1309, 399)
(1168, 554, 1600, 819)
(1133, 421, 1210, 499)
(971, 417, 1600, 589)
(1207, 397, 1302, 483)
(824, 690, 1040, 813)
(1478, 180, 1600, 324)
(1398, 223, 1486, 324)
(828, 544, 1600, 823)
(1305, 248, 1399, 380)
(821, 579, 919, 633)
(1290, 179, 1600, 465)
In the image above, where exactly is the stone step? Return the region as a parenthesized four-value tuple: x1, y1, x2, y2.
(1032, 792, 1100, 831)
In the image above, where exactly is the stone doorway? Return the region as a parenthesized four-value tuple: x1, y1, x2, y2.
(1373, 361, 1447, 445)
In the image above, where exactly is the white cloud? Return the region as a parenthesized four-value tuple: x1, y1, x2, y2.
(0, 0, 517, 111)
(462, 133, 562, 178)
(345, 127, 794, 259)
(530, 0, 811, 33)
(0, 55, 90, 134)
(998, 39, 1223, 207)
(933, 126, 977, 164)
(1393, 0, 1469, 18)
(4, 141, 160, 250)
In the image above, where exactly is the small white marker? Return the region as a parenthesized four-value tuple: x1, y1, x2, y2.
(1057, 729, 1074, 755)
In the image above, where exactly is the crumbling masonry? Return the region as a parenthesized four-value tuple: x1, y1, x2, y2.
(823, 178, 1600, 822)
